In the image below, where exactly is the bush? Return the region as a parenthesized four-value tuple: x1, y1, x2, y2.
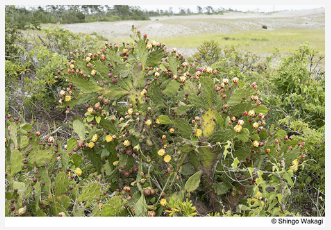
(5, 27, 323, 217)
(5, 26, 103, 120)
(262, 25, 267, 29)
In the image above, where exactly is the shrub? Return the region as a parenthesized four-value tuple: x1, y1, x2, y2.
(262, 25, 267, 29)
(55, 27, 306, 216)
(266, 43, 325, 129)
(5, 27, 320, 217)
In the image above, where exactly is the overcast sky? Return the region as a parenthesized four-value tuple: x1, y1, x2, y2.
(138, 5, 324, 13)
(16, 1, 325, 13)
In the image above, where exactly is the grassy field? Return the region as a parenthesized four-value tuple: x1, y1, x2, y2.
(154, 29, 325, 56)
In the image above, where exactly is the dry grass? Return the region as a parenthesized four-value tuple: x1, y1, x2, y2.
(154, 29, 325, 56)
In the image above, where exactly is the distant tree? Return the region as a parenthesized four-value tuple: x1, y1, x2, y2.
(197, 5, 203, 14)
(179, 8, 186, 15)
(205, 6, 214, 14)
(168, 7, 173, 15)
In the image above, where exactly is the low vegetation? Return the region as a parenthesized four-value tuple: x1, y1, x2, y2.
(5, 7, 325, 218)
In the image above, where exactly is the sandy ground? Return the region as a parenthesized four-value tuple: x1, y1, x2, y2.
(56, 8, 325, 57)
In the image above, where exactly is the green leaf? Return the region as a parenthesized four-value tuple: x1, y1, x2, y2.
(268, 192, 277, 203)
(177, 105, 193, 115)
(146, 49, 165, 67)
(9, 122, 18, 148)
(162, 80, 180, 97)
(87, 115, 94, 122)
(238, 80, 245, 88)
(34, 182, 41, 206)
(198, 146, 216, 167)
(71, 154, 82, 168)
(181, 163, 195, 176)
(237, 128, 249, 142)
(267, 199, 278, 212)
(73, 120, 85, 140)
(253, 105, 269, 115)
(277, 194, 283, 205)
(230, 103, 251, 116)
(250, 134, 260, 141)
(227, 89, 250, 106)
(201, 108, 216, 137)
(13, 181, 26, 193)
(158, 115, 173, 125)
(209, 129, 236, 143)
(232, 147, 251, 161)
(78, 182, 103, 203)
(67, 138, 77, 153)
(222, 141, 232, 159)
(70, 77, 101, 94)
(19, 136, 29, 149)
(38, 167, 51, 196)
(231, 157, 240, 169)
(105, 85, 129, 99)
(136, 40, 149, 67)
(168, 56, 179, 75)
(224, 116, 230, 128)
(52, 202, 69, 217)
(20, 123, 32, 131)
(200, 77, 214, 108)
(58, 195, 71, 210)
(67, 93, 97, 107)
(282, 172, 293, 187)
(83, 149, 102, 174)
(55, 172, 69, 197)
(272, 207, 281, 216)
(99, 117, 117, 134)
(174, 118, 192, 139)
(212, 182, 230, 195)
(95, 116, 101, 124)
(134, 194, 148, 217)
(10, 149, 23, 176)
(118, 154, 134, 171)
(100, 149, 110, 158)
(215, 113, 224, 128)
(101, 196, 123, 216)
(185, 171, 202, 192)
(247, 167, 254, 178)
(259, 129, 268, 140)
(27, 150, 53, 167)
(188, 93, 207, 110)
(237, 204, 251, 213)
(277, 130, 287, 140)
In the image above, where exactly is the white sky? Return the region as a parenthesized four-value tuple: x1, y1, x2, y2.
(15, 0, 325, 13)
(138, 5, 324, 13)
(18, 5, 325, 13)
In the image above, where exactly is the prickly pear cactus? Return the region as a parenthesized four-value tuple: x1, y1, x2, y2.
(55, 172, 69, 197)
(100, 196, 125, 216)
(78, 182, 103, 203)
(5, 26, 310, 217)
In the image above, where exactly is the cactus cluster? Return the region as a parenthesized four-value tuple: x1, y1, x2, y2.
(5, 26, 309, 217)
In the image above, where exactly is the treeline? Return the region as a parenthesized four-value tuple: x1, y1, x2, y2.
(6, 5, 233, 29)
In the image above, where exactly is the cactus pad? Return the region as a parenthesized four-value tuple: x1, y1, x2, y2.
(201, 108, 217, 137)
(9, 122, 18, 148)
(10, 149, 23, 176)
(55, 172, 69, 197)
(100, 196, 124, 216)
(38, 167, 51, 196)
(78, 182, 102, 203)
(27, 150, 53, 167)
(56, 195, 71, 210)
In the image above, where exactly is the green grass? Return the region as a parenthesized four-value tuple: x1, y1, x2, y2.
(155, 29, 325, 56)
